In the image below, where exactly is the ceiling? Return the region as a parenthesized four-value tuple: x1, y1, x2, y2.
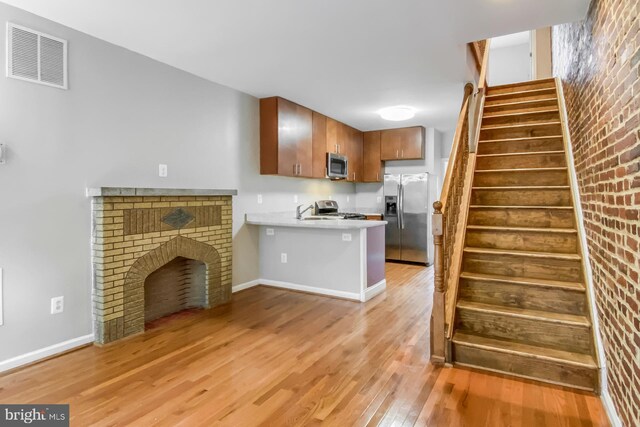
(1, 0, 589, 131)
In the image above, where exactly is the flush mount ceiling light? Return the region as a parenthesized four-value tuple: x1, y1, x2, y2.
(378, 106, 416, 121)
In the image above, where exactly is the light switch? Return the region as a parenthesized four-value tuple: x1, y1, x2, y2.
(377, 196, 382, 203)
(293, 194, 298, 203)
(281, 253, 288, 263)
(158, 164, 168, 177)
(257, 194, 263, 204)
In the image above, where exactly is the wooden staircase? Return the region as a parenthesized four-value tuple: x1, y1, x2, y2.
(449, 78, 599, 391)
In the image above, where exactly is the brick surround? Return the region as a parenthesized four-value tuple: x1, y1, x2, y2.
(553, 1, 639, 424)
(91, 195, 232, 344)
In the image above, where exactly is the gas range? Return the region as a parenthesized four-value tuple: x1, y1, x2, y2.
(313, 200, 367, 220)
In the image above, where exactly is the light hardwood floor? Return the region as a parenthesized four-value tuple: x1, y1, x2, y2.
(0, 263, 609, 426)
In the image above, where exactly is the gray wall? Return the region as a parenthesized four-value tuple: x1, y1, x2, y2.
(0, 3, 356, 362)
(488, 43, 532, 86)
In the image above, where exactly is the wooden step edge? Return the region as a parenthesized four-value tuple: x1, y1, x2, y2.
(472, 185, 570, 190)
(486, 78, 557, 92)
(463, 246, 582, 261)
(469, 205, 574, 210)
(482, 109, 560, 119)
(459, 272, 585, 291)
(486, 87, 557, 99)
(452, 332, 597, 368)
(480, 121, 562, 131)
(456, 300, 591, 327)
(478, 135, 564, 144)
(466, 225, 577, 233)
(483, 98, 558, 110)
(452, 361, 597, 392)
(474, 168, 568, 173)
(476, 150, 565, 158)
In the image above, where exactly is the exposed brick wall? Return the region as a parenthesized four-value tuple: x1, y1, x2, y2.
(552, 1, 640, 425)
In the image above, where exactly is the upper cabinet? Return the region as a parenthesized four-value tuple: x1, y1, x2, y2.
(363, 131, 383, 182)
(380, 126, 426, 160)
(261, 97, 425, 181)
(260, 97, 315, 178)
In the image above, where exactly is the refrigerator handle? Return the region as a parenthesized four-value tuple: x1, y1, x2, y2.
(398, 183, 403, 230)
(400, 183, 405, 229)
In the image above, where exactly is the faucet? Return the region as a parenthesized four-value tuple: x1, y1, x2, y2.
(296, 204, 314, 220)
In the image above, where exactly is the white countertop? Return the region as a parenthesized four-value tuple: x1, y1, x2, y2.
(245, 213, 387, 230)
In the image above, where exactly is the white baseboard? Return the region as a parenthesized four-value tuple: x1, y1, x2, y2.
(232, 279, 260, 293)
(0, 334, 94, 374)
(601, 390, 622, 427)
(363, 279, 386, 302)
(259, 279, 361, 301)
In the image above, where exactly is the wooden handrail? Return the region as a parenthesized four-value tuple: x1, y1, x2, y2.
(430, 39, 490, 364)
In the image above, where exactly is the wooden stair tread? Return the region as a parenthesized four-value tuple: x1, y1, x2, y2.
(472, 185, 570, 190)
(452, 332, 596, 368)
(486, 88, 557, 99)
(464, 246, 581, 260)
(484, 98, 558, 110)
(460, 272, 585, 291)
(476, 150, 564, 158)
(467, 225, 577, 233)
(482, 109, 560, 120)
(481, 122, 561, 131)
(487, 78, 557, 92)
(469, 205, 574, 210)
(456, 300, 591, 327)
(474, 167, 567, 173)
(479, 135, 563, 144)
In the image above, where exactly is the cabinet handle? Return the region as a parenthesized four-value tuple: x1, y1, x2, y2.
(396, 149, 399, 159)
(376, 172, 379, 181)
(401, 149, 404, 158)
(335, 144, 337, 153)
(293, 164, 297, 175)
(298, 164, 302, 175)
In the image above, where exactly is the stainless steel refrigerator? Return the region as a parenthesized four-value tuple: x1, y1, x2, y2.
(384, 173, 430, 264)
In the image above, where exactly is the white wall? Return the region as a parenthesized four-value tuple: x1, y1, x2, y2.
(0, 3, 357, 364)
(488, 43, 532, 86)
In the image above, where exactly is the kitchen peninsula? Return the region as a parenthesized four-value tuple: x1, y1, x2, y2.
(246, 213, 387, 302)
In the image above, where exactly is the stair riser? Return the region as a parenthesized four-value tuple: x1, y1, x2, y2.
(455, 308, 592, 353)
(482, 111, 560, 127)
(477, 137, 564, 154)
(485, 89, 557, 105)
(462, 252, 583, 282)
(474, 170, 568, 187)
(480, 123, 562, 141)
(471, 189, 572, 206)
(452, 344, 597, 390)
(486, 80, 556, 96)
(476, 153, 566, 170)
(465, 230, 578, 254)
(459, 279, 586, 315)
(468, 208, 576, 228)
(483, 99, 559, 116)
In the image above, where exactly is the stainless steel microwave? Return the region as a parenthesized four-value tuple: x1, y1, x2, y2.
(327, 153, 348, 179)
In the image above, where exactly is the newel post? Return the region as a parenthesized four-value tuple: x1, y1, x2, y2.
(430, 201, 446, 364)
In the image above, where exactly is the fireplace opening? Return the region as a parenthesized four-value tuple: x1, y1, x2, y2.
(144, 256, 207, 327)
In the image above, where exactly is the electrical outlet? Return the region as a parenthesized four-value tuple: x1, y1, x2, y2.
(280, 253, 287, 263)
(158, 164, 168, 177)
(342, 233, 352, 242)
(51, 296, 64, 314)
(266, 228, 274, 236)
(328, 195, 332, 200)
(377, 196, 382, 203)
(257, 194, 263, 204)
(347, 196, 350, 202)
(0, 144, 6, 165)
(293, 194, 298, 203)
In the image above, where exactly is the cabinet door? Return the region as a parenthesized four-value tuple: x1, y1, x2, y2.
(363, 131, 383, 182)
(398, 126, 425, 160)
(344, 126, 363, 182)
(380, 129, 400, 160)
(326, 117, 339, 154)
(277, 98, 301, 176)
(312, 112, 327, 178)
(294, 104, 313, 177)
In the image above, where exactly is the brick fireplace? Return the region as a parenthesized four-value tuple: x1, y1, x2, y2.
(88, 187, 237, 344)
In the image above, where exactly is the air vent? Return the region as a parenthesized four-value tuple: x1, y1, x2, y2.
(6, 23, 67, 89)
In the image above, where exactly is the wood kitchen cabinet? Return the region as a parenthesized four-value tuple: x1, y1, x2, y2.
(311, 112, 327, 178)
(326, 117, 346, 155)
(260, 97, 313, 177)
(346, 125, 363, 182)
(380, 126, 425, 160)
(362, 131, 383, 182)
